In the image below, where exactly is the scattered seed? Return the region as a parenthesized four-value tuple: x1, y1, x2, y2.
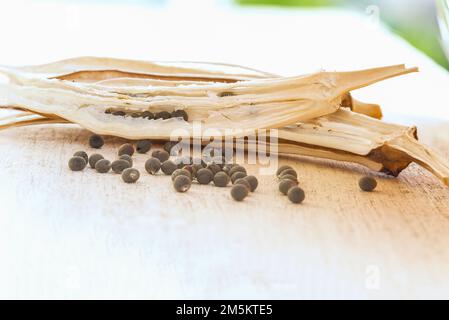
(161, 160, 177, 175)
(206, 163, 222, 175)
(173, 175, 192, 193)
(244, 175, 258, 192)
(359, 176, 377, 192)
(118, 143, 135, 156)
(152, 150, 170, 163)
(279, 169, 297, 179)
(89, 134, 104, 149)
(231, 171, 247, 184)
(235, 178, 251, 191)
(213, 172, 230, 187)
(171, 169, 192, 182)
(88, 153, 104, 168)
(68, 156, 86, 171)
(95, 159, 111, 173)
(192, 164, 204, 177)
(288, 187, 305, 204)
(145, 158, 161, 175)
(279, 179, 298, 195)
(196, 168, 213, 185)
(182, 165, 196, 177)
(73, 151, 88, 163)
(218, 91, 235, 97)
(136, 140, 152, 154)
(231, 184, 249, 201)
(111, 159, 131, 174)
(223, 164, 237, 175)
(122, 168, 140, 183)
(229, 165, 247, 177)
(119, 154, 133, 166)
(276, 165, 293, 177)
(280, 174, 298, 183)
(171, 110, 189, 121)
(155, 111, 171, 120)
(142, 111, 155, 120)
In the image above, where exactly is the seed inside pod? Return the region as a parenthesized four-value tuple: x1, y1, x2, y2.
(113, 111, 126, 116)
(173, 175, 192, 193)
(276, 165, 293, 177)
(136, 140, 152, 154)
(231, 171, 247, 184)
(164, 141, 178, 154)
(119, 154, 133, 166)
(152, 150, 170, 163)
(359, 176, 377, 192)
(280, 174, 298, 183)
(231, 184, 249, 201)
(235, 178, 251, 191)
(206, 163, 222, 175)
(171, 169, 192, 182)
(88, 153, 104, 168)
(213, 172, 230, 187)
(155, 111, 171, 120)
(161, 160, 177, 175)
(68, 156, 86, 171)
(279, 179, 298, 195)
(111, 159, 131, 174)
(279, 169, 297, 179)
(105, 108, 112, 114)
(118, 143, 135, 156)
(142, 111, 154, 120)
(95, 159, 111, 173)
(131, 112, 142, 118)
(218, 91, 235, 97)
(229, 165, 247, 177)
(288, 187, 305, 204)
(122, 168, 140, 183)
(196, 168, 213, 185)
(89, 134, 104, 149)
(73, 151, 88, 163)
(244, 175, 259, 192)
(171, 109, 189, 121)
(145, 157, 161, 174)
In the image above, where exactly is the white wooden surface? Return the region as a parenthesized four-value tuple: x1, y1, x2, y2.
(1, 1, 449, 299)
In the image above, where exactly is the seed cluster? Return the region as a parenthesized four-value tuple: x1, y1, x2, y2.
(277, 165, 305, 204)
(106, 109, 189, 122)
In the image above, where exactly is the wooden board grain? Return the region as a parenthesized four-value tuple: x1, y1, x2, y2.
(0, 121, 449, 299)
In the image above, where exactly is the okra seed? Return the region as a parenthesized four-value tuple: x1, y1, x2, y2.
(95, 159, 111, 173)
(280, 174, 298, 183)
(244, 175, 259, 192)
(118, 143, 135, 156)
(68, 156, 87, 171)
(213, 172, 230, 187)
(88, 153, 104, 168)
(145, 158, 161, 175)
(111, 159, 131, 174)
(161, 160, 177, 175)
(231, 184, 249, 201)
(142, 111, 154, 120)
(359, 176, 377, 192)
(231, 171, 247, 184)
(171, 169, 192, 182)
(196, 168, 213, 185)
(89, 134, 104, 149)
(152, 150, 170, 163)
(122, 168, 140, 183)
(73, 151, 88, 163)
(218, 91, 235, 97)
(235, 178, 251, 191)
(182, 165, 196, 177)
(155, 111, 171, 120)
(288, 187, 305, 204)
(119, 154, 133, 166)
(229, 165, 247, 177)
(171, 110, 189, 121)
(136, 140, 152, 154)
(173, 175, 192, 193)
(279, 179, 298, 195)
(131, 112, 142, 118)
(276, 165, 293, 177)
(206, 163, 222, 175)
(279, 169, 297, 179)
(192, 164, 204, 177)
(113, 111, 126, 116)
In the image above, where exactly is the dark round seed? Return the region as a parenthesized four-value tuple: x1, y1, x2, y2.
(164, 141, 178, 154)
(235, 178, 251, 191)
(192, 164, 204, 177)
(145, 158, 161, 174)
(161, 160, 177, 175)
(229, 165, 247, 177)
(68, 156, 87, 171)
(111, 159, 131, 174)
(88, 153, 104, 168)
(196, 168, 213, 185)
(173, 175, 192, 193)
(288, 187, 305, 204)
(142, 111, 154, 120)
(359, 176, 377, 192)
(152, 150, 170, 163)
(89, 134, 104, 149)
(118, 143, 135, 156)
(122, 168, 140, 183)
(171, 169, 192, 182)
(136, 140, 152, 154)
(213, 172, 230, 187)
(113, 111, 126, 116)
(73, 151, 88, 163)
(279, 179, 298, 195)
(244, 175, 258, 192)
(155, 111, 171, 120)
(223, 164, 237, 175)
(279, 169, 297, 179)
(95, 159, 111, 173)
(119, 154, 133, 166)
(206, 163, 222, 175)
(280, 174, 298, 183)
(276, 165, 293, 177)
(171, 109, 189, 121)
(231, 171, 247, 184)
(131, 112, 142, 118)
(182, 165, 196, 177)
(231, 184, 249, 201)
